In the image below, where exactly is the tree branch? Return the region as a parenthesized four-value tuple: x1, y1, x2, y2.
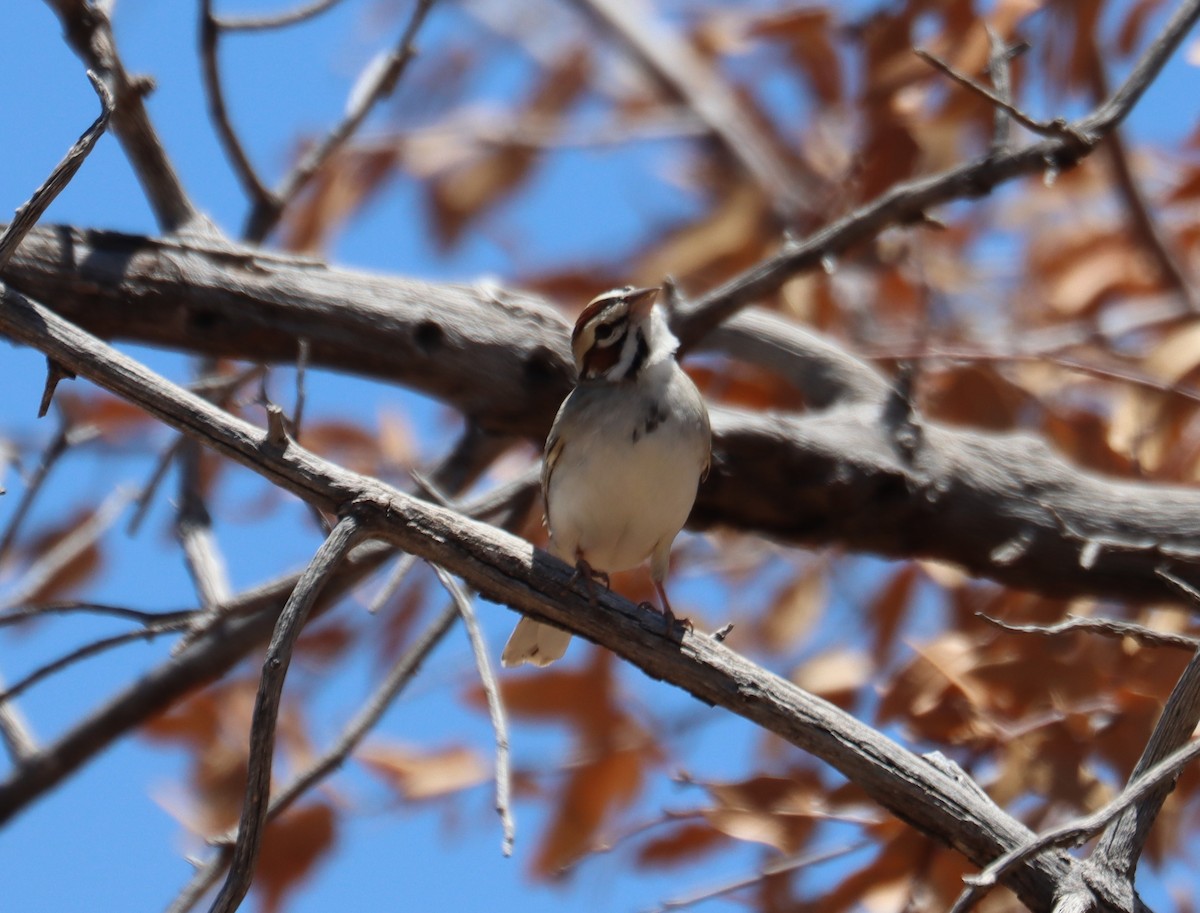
(44, 0, 211, 233)
(208, 512, 364, 913)
(0, 279, 1117, 913)
(0, 69, 111, 271)
(242, 0, 439, 242)
(11, 227, 1200, 606)
(164, 600, 459, 913)
(671, 0, 1200, 349)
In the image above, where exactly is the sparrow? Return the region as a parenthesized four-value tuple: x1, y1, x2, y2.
(501, 286, 712, 667)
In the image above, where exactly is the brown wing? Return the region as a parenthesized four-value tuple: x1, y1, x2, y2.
(541, 429, 566, 530)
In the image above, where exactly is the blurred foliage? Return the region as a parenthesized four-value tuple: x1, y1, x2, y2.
(5, 0, 1200, 911)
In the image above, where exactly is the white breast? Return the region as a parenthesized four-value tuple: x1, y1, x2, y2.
(544, 366, 709, 573)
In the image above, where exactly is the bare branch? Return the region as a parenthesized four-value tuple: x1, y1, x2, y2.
(0, 668, 38, 764)
(43, 0, 211, 233)
(566, 0, 811, 220)
(1089, 569, 1200, 880)
(979, 613, 1200, 651)
(0, 414, 98, 564)
(214, 0, 347, 32)
(0, 70, 112, 271)
(16, 229, 1200, 605)
(208, 512, 365, 913)
(672, 0, 1200, 350)
(0, 619, 188, 706)
(950, 737, 1200, 913)
(244, 0, 440, 242)
(165, 600, 459, 913)
(431, 565, 514, 856)
(198, 0, 273, 213)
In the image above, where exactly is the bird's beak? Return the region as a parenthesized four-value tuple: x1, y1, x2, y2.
(627, 286, 660, 318)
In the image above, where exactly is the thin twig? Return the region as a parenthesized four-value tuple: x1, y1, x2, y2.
(0, 415, 98, 564)
(949, 736, 1200, 913)
(0, 669, 38, 764)
(129, 365, 267, 536)
(199, 0, 273, 212)
(366, 552, 418, 615)
(430, 564, 514, 856)
(1087, 568, 1200, 878)
(983, 28, 1024, 155)
(215, 0, 346, 32)
(244, 0, 440, 242)
(292, 338, 310, 442)
(978, 613, 1200, 651)
(0, 601, 194, 628)
(1087, 55, 1197, 312)
(914, 47, 1087, 144)
(646, 840, 872, 913)
(165, 599, 458, 913)
(176, 438, 233, 614)
(674, 0, 1200, 352)
(207, 511, 365, 913)
(0, 619, 189, 706)
(0, 70, 112, 271)
(44, 0, 210, 233)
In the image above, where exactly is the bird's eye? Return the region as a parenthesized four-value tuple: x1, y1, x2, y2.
(594, 323, 617, 342)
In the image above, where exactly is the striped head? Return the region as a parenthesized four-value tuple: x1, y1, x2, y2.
(571, 286, 675, 382)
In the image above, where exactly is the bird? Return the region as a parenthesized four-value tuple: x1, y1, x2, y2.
(501, 285, 712, 667)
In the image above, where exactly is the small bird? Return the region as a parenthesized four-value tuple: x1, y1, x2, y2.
(501, 286, 712, 667)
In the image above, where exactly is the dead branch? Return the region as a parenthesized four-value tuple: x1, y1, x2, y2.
(207, 512, 364, 913)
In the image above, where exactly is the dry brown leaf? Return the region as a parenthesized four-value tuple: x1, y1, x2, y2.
(878, 634, 993, 747)
(634, 820, 727, 869)
(870, 564, 919, 662)
(758, 564, 826, 651)
(58, 391, 152, 440)
(747, 8, 842, 105)
(300, 419, 383, 474)
(427, 49, 590, 246)
(1144, 321, 1200, 384)
(686, 362, 807, 412)
(702, 774, 823, 854)
(791, 648, 871, 707)
(1041, 235, 1158, 315)
(636, 181, 774, 284)
(283, 146, 399, 253)
(255, 802, 337, 913)
(923, 364, 1030, 430)
(358, 742, 489, 801)
(534, 745, 645, 877)
(20, 507, 104, 603)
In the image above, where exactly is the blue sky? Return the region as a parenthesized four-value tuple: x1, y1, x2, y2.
(1, 1, 1198, 912)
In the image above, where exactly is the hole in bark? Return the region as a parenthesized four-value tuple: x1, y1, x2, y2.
(414, 320, 443, 355)
(188, 309, 221, 332)
(525, 346, 559, 384)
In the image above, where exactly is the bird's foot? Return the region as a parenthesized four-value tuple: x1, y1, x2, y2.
(639, 600, 692, 638)
(571, 557, 610, 607)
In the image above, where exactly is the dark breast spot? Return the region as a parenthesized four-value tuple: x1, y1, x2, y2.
(631, 401, 669, 444)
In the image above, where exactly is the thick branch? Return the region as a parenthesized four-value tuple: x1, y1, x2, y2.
(8, 227, 1200, 605)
